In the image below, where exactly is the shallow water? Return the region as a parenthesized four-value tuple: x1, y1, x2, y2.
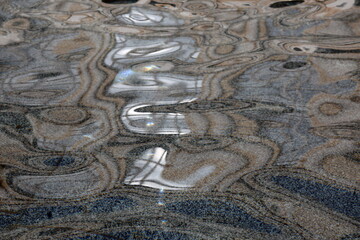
(0, 0, 359, 239)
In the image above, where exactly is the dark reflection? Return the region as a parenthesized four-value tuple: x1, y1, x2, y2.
(269, 0, 304, 8)
(315, 48, 360, 54)
(43, 156, 75, 167)
(35, 72, 63, 79)
(102, 0, 138, 4)
(344, 151, 360, 162)
(0, 112, 32, 134)
(150, 0, 176, 7)
(135, 100, 254, 113)
(282, 61, 307, 69)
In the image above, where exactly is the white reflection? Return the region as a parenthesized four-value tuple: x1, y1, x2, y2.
(133, 61, 174, 73)
(104, 35, 199, 67)
(108, 70, 202, 135)
(121, 101, 193, 135)
(118, 7, 185, 26)
(108, 71, 201, 95)
(124, 147, 215, 190)
(104, 33, 202, 135)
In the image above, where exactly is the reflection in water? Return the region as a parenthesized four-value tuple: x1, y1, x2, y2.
(103, 32, 205, 186)
(103, 32, 202, 135)
(109, 71, 201, 95)
(234, 57, 356, 164)
(117, 7, 185, 26)
(104, 35, 199, 67)
(124, 147, 215, 190)
(109, 71, 202, 134)
(105, 33, 202, 136)
(122, 101, 193, 135)
(1, 0, 360, 239)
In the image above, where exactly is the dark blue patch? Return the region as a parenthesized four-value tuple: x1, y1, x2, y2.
(272, 176, 360, 220)
(70, 231, 194, 240)
(0, 214, 16, 228)
(69, 234, 115, 240)
(341, 233, 360, 240)
(20, 206, 83, 224)
(89, 196, 135, 213)
(112, 230, 193, 240)
(0, 196, 136, 228)
(166, 200, 281, 234)
(0, 112, 32, 134)
(0, 206, 83, 228)
(43, 156, 75, 166)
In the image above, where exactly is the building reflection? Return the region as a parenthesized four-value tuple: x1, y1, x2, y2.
(124, 146, 215, 190)
(104, 32, 209, 189)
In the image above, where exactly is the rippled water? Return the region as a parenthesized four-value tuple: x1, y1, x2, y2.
(0, 0, 359, 239)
